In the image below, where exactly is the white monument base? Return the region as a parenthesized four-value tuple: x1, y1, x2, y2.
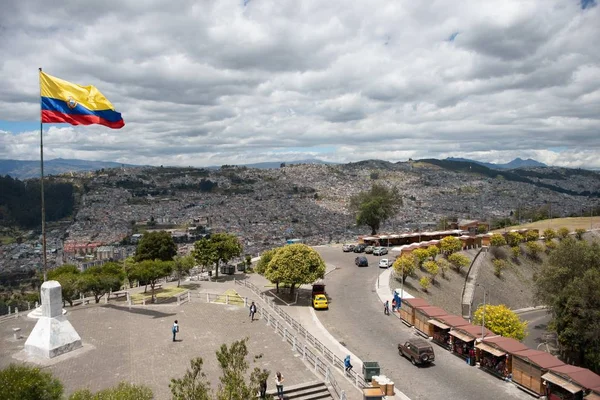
(25, 280, 82, 359)
(24, 315, 82, 358)
(27, 306, 67, 319)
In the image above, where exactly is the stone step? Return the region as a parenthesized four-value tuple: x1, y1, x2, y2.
(265, 380, 332, 400)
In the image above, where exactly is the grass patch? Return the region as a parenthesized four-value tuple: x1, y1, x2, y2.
(130, 286, 187, 302)
(492, 217, 597, 233)
(213, 288, 245, 306)
(0, 235, 16, 245)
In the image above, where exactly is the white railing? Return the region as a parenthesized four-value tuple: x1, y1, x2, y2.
(235, 279, 366, 399)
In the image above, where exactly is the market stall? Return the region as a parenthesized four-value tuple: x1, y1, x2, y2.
(429, 314, 469, 349)
(414, 305, 448, 337)
(543, 365, 600, 400)
(511, 349, 564, 396)
(476, 336, 528, 379)
(448, 324, 492, 362)
(398, 297, 430, 326)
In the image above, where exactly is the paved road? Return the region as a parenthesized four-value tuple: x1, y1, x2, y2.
(519, 308, 553, 351)
(314, 246, 531, 400)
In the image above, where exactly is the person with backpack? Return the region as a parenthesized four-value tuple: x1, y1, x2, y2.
(172, 320, 179, 342)
(344, 355, 353, 373)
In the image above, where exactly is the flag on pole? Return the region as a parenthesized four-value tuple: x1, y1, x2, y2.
(40, 71, 124, 129)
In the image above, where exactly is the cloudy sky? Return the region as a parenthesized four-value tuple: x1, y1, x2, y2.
(0, 0, 599, 168)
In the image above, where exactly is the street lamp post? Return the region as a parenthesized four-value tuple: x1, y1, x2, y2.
(477, 283, 487, 339)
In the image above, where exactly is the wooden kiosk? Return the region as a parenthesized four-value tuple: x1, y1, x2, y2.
(511, 349, 564, 396)
(542, 365, 600, 400)
(398, 298, 430, 326)
(429, 314, 470, 349)
(448, 324, 493, 360)
(414, 306, 448, 337)
(476, 336, 528, 379)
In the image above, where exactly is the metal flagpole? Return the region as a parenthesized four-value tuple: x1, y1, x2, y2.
(39, 67, 48, 281)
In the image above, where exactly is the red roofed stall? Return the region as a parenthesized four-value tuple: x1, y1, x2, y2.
(398, 298, 430, 326)
(511, 349, 565, 396)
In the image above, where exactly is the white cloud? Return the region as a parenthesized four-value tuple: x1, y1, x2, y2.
(0, 0, 599, 168)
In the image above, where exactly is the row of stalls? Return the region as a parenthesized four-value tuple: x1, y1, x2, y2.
(398, 297, 600, 399)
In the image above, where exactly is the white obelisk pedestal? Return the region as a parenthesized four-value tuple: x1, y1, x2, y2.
(25, 281, 82, 358)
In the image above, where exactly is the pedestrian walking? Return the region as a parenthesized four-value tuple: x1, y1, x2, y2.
(274, 371, 284, 400)
(391, 298, 397, 312)
(344, 355, 353, 373)
(384, 300, 390, 315)
(172, 320, 179, 342)
(249, 301, 257, 321)
(259, 377, 267, 399)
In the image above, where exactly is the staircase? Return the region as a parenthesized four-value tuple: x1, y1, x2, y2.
(265, 381, 333, 400)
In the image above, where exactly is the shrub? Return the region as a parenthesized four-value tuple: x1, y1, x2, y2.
(0, 364, 63, 400)
(557, 227, 570, 240)
(490, 234, 507, 247)
(69, 383, 153, 400)
(423, 261, 439, 284)
(412, 248, 430, 269)
(506, 232, 524, 247)
(492, 258, 507, 277)
(427, 245, 440, 261)
(448, 253, 470, 272)
(473, 304, 527, 340)
(490, 245, 507, 260)
(526, 241, 544, 258)
(524, 230, 539, 242)
(440, 236, 462, 255)
(419, 276, 431, 292)
(437, 258, 450, 278)
(545, 240, 557, 252)
(543, 229, 556, 240)
(575, 228, 586, 240)
(511, 246, 521, 259)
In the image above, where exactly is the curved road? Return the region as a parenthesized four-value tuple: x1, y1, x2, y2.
(314, 247, 531, 400)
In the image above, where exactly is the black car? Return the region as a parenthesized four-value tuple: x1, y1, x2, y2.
(355, 256, 368, 267)
(353, 244, 366, 253)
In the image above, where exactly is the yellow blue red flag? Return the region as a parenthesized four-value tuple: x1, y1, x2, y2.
(40, 71, 124, 129)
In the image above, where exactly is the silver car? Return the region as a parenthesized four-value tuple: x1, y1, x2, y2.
(373, 247, 388, 256)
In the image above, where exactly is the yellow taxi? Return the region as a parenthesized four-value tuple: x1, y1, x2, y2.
(312, 294, 329, 310)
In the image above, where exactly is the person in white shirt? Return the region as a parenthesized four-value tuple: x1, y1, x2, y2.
(274, 371, 284, 399)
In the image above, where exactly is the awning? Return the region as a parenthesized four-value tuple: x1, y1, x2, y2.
(476, 342, 506, 358)
(449, 330, 474, 343)
(428, 319, 450, 330)
(541, 373, 584, 394)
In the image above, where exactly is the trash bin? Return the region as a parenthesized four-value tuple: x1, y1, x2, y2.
(362, 361, 380, 382)
(236, 263, 246, 272)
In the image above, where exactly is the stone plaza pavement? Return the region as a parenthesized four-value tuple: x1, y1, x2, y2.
(0, 281, 330, 399)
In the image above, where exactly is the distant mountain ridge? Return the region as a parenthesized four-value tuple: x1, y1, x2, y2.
(0, 158, 139, 179)
(446, 157, 547, 170)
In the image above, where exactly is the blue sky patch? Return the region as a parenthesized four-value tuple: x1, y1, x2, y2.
(581, 0, 597, 9)
(448, 32, 459, 42)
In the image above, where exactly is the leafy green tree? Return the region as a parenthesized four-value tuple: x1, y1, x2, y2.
(393, 254, 416, 283)
(477, 225, 487, 234)
(80, 263, 124, 303)
(423, 261, 439, 284)
(448, 253, 470, 272)
(173, 254, 195, 287)
(255, 248, 278, 275)
(506, 232, 524, 247)
(492, 258, 507, 277)
(69, 382, 153, 400)
(349, 184, 402, 234)
(216, 338, 254, 400)
(427, 245, 440, 261)
(473, 304, 527, 340)
(437, 258, 450, 278)
(440, 236, 462, 256)
(129, 260, 173, 303)
(419, 276, 431, 292)
(264, 244, 325, 295)
(535, 237, 600, 372)
(0, 364, 63, 400)
(545, 240, 557, 252)
(170, 357, 212, 400)
(192, 233, 242, 281)
(48, 264, 80, 306)
(575, 228, 586, 240)
(543, 229, 556, 240)
(525, 230, 539, 242)
(511, 246, 521, 259)
(525, 241, 543, 258)
(490, 234, 507, 247)
(123, 256, 137, 288)
(557, 227, 570, 240)
(135, 231, 177, 262)
(412, 248, 429, 269)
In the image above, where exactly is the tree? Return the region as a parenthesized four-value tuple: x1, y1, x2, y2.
(129, 260, 173, 303)
(490, 234, 507, 247)
(448, 253, 470, 273)
(135, 231, 177, 262)
(437, 258, 450, 278)
(349, 184, 402, 234)
(477, 225, 487, 234)
(412, 248, 429, 269)
(511, 246, 521, 259)
(216, 338, 254, 400)
(192, 233, 242, 281)
(545, 240, 557, 252)
(254, 248, 278, 275)
(173, 254, 195, 287)
(0, 364, 63, 400)
(534, 238, 600, 372)
(48, 264, 80, 306)
(575, 228, 586, 240)
(506, 231, 523, 247)
(423, 261, 439, 284)
(492, 258, 507, 277)
(543, 229, 556, 240)
(393, 254, 416, 283)
(525, 230, 539, 242)
(80, 263, 124, 303)
(419, 276, 431, 292)
(69, 383, 153, 400)
(473, 304, 527, 340)
(123, 256, 137, 288)
(427, 245, 440, 261)
(440, 236, 462, 256)
(525, 241, 543, 258)
(557, 227, 570, 240)
(264, 244, 325, 295)
(170, 357, 211, 400)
